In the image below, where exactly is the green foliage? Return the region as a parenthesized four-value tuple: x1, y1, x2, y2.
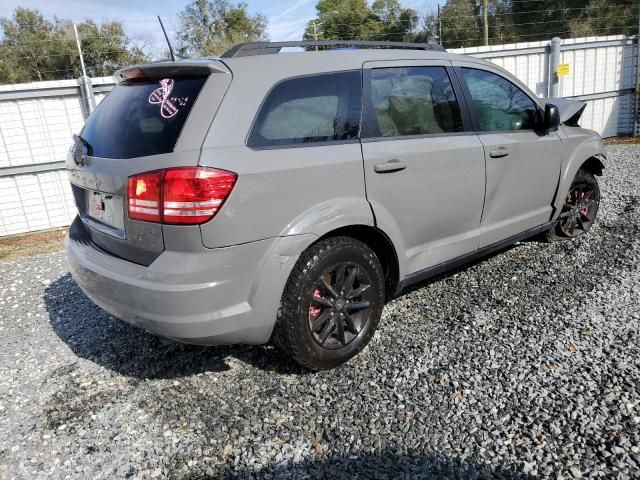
(75, 20, 149, 77)
(303, 0, 639, 49)
(568, 0, 637, 38)
(177, 0, 268, 56)
(0, 7, 150, 84)
(439, 0, 638, 48)
(440, 0, 480, 48)
(303, 0, 418, 43)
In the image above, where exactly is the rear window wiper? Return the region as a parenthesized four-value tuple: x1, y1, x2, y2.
(73, 133, 93, 156)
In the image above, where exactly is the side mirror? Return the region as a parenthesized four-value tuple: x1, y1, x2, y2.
(543, 103, 560, 131)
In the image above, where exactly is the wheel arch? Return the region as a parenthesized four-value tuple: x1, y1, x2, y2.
(580, 155, 605, 177)
(554, 134, 605, 218)
(315, 225, 401, 298)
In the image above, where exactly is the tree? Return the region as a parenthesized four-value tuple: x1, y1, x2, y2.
(177, 0, 268, 57)
(0, 7, 150, 84)
(0, 8, 63, 82)
(371, 0, 418, 42)
(440, 0, 480, 48)
(568, 0, 637, 38)
(304, 0, 381, 42)
(303, 0, 418, 43)
(487, 0, 517, 45)
(73, 20, 149, 77)
(410, 9, 440, 44)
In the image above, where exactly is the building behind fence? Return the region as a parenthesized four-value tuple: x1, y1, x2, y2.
(0, 35, 638, 237)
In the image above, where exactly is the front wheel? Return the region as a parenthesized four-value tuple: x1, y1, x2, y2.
(546, 169, 600, 242)
(272, 236, 385, 370)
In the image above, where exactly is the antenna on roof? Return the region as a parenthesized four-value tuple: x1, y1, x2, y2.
(157, 16, 176, 62)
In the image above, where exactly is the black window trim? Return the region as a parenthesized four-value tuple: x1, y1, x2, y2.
(360, 65, 473, 143)
(453, 66, 542, 134)
(245, 69, 363, 151)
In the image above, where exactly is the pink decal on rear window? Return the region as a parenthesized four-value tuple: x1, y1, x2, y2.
(149, 79, 180, 119)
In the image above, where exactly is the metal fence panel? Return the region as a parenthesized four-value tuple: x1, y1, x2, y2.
(0, 77, 114, 236)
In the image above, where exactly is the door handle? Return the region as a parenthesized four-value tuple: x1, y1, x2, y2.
(489, 147, 511, 158)
(374, 159, 407, 173)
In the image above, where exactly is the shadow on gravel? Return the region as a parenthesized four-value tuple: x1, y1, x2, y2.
(189, 450, 536, 480)
(44, 274, 310, 379)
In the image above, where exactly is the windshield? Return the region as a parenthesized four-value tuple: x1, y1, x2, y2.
(80, 75, 207, 159)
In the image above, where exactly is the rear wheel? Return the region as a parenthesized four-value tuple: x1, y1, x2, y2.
(546, 169, 600, 242)
(273, 236, 385, 370)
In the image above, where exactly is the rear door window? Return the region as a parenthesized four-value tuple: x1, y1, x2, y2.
(248, 71, 362, 148)
(363, 66, 464, 138)
(80, 76, 207, 159)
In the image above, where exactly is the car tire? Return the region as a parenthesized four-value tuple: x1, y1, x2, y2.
(272, 236, 385, 370)
(546, 168, 600, 242)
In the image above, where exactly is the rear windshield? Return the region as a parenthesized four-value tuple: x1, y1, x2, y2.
(81, 75, 207, 159)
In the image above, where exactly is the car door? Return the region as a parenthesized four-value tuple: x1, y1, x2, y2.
(361, 60, 486, 276)
(453, 62, 563, 247)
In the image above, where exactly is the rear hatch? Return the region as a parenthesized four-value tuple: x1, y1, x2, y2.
(67, 60, 232, 265)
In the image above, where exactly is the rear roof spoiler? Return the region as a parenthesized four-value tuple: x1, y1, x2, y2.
(114, 60, 230, 84)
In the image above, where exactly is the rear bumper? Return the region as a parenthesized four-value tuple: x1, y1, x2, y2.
(65, 217, 314, 345)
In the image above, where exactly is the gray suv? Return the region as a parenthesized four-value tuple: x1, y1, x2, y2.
(65, 41, 604, 370)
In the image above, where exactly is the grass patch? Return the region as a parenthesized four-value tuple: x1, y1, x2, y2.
(603, 136, 640, 145)
(0, 228, 66, 262)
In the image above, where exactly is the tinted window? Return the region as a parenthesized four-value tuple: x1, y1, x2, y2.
(363, 66, 463, 138)
(462, 68, 538, 131)
(248, 71, 361, 148)
(81, 76, 207, 159)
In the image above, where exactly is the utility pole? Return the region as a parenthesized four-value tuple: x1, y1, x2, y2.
(483, 0, 489, 47)
(438, 4, 442, 46)
(73, 22, 87, 78)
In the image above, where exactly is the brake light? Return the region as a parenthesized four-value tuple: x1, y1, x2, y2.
(128, 171, 162, 222)
(116, 67, 149, 84)
(127, 167, 237, 225)
(163, 167, 237, 224)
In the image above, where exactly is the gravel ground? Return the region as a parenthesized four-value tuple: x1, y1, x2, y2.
(1, 145, 639, 480)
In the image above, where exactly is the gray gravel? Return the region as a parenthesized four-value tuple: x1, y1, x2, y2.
(1, 145, 639, 480)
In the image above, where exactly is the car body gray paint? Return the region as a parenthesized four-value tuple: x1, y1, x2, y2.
(66, 48, 604, 345)
(67, 216, 316, 344)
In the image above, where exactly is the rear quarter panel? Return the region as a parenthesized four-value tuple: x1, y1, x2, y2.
(198, 54, 375, 249)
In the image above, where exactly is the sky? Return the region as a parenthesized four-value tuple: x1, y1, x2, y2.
(0, 0, 438, 55)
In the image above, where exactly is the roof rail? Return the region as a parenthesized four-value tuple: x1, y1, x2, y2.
(221, 40, 445, 58)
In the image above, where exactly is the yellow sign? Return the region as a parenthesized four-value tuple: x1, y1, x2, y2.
(557, 64, 570, 76)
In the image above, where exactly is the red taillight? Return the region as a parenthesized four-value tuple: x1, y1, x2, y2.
(128, 171, 162, 222)
(127, 167, 237, 225)
(163, 167, 237, 224)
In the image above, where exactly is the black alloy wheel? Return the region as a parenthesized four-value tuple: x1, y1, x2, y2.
(308, 262, 373, 349)
(272, 236, 385, 370)
(547, 169, 600, 241)
(557, 185, 599, 237)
